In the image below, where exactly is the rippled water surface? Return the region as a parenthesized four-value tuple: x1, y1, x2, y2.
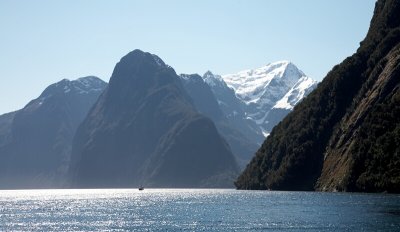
(1, 189, 400, 231)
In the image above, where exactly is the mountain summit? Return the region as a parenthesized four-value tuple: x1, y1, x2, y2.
(203, 62, 317, 142)
(222, 61, 305, 104)
(222, 61, 317, 136)
(70, 49, 239, 188)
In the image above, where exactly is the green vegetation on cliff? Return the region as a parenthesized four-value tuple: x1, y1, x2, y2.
(235, 0, 400, 192)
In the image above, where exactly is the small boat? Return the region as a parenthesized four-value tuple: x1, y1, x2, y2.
(139, 186, 144, 191)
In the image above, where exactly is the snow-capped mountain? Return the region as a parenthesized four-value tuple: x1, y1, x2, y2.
(222, 61, 316, 108)
(204, 61, 318, 138)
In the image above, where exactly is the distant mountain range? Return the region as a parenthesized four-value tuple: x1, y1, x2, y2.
(235, 0, 400, 193)
(0, 49, 317, 189)
(69, 50, 239, 188)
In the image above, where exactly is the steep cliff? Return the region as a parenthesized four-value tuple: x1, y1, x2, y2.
(236, 0, 400, 192)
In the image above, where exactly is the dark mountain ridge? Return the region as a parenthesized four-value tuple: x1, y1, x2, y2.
(235, 0, 400, 192)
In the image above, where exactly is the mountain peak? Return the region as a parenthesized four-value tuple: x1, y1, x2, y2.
(222, 61, 311, 104)
(266, 60, 291, 67)
(76, 75, 103, 83)
(203, 70, 215, 78)
(37, 76, 106, 105)
(202, 71, 225, 88)
(109, 50, 175, 90)
(70, 51, 239, 188)
(119, 49, 167, 69)
(204, 62, 317, 137)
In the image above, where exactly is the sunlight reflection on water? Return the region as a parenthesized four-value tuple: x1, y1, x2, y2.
(0, 189, 399, 231)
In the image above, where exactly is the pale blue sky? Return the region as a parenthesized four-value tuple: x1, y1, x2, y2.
(0, 0, 375, 114)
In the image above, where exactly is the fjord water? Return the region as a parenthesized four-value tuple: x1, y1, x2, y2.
(1, 189, 399, 231)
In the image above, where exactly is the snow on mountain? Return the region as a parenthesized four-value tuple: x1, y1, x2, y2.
(203, 61, 317, 139)
(31, 76, 107, 109)
(202, 71, 265, 145)
(43, 76, 105, 97)
(273, 75, 317, 110)
(75, 76, 106, 93)
(222, 61, 306, 105)
(152, 54, 166, 67)
(203, 71, 227, 88)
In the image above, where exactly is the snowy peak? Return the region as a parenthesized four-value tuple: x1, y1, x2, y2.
(202, 61, 317, 139)
(202, 71, 227, 88)
(221, 61, 307, 105)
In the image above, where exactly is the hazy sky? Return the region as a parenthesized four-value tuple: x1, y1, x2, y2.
(0, 0, 375, 114)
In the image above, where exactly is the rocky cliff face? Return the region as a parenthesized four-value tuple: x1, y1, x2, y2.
(0, 77, 106, 188)
(235, 0, 400, 192)
(70, 50, 239, 188)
